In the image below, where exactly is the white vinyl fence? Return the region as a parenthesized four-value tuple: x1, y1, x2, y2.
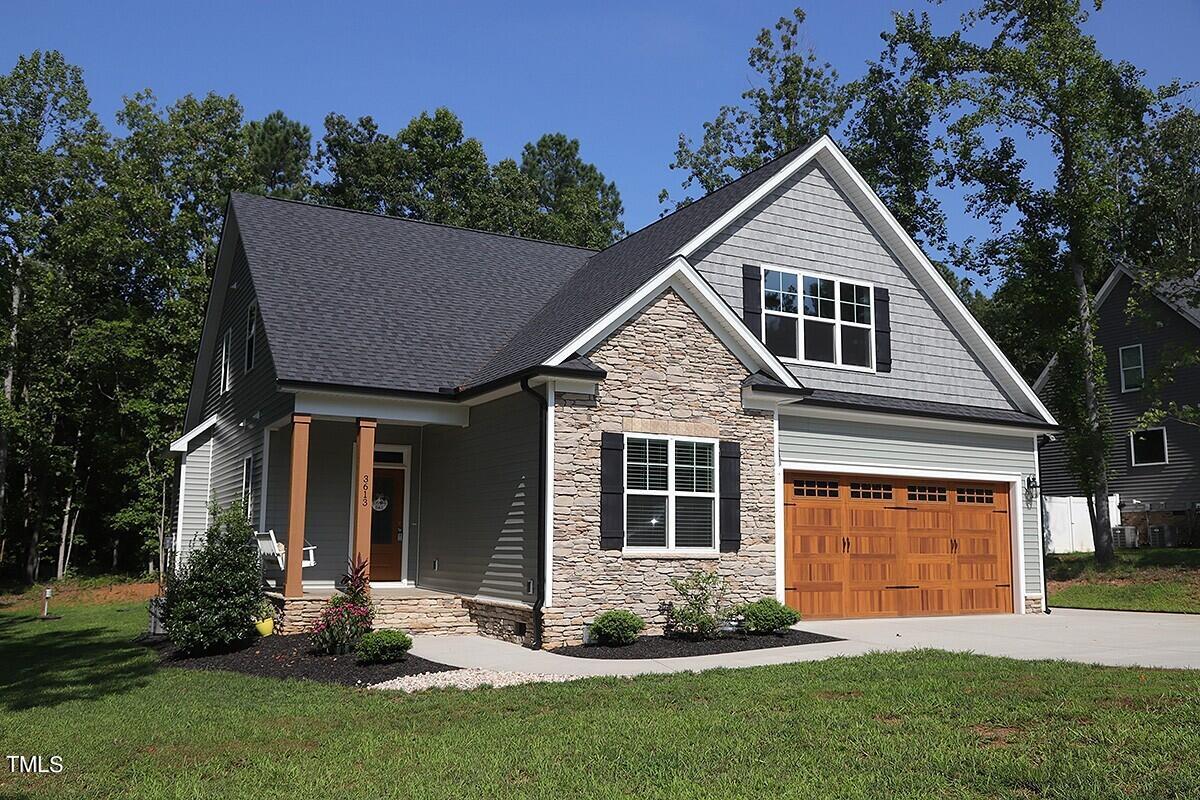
(1043, 495, 1121, 553)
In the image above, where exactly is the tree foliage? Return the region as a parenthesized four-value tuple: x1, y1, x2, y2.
(0, 52, 625, 583)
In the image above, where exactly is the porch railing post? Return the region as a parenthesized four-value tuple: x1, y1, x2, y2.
(353, 418, 377, 579)
(284, 413, 311, 598)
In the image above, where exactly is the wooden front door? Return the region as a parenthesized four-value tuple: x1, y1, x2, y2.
(785, 473, 1013, 620)
(369, 468, 404, 581)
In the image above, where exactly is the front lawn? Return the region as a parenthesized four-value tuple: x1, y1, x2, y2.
(1047, 548, 1200, 613)
(1, 602, 1198, 799)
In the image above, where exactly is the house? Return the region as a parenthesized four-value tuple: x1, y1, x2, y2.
(170, 136, 1057, 648)
(1034, 266, 1200, 549)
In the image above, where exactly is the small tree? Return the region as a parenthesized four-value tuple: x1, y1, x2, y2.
(161, 501, 263, 654)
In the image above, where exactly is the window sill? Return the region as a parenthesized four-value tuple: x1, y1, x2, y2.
(621, 550, 720, 560)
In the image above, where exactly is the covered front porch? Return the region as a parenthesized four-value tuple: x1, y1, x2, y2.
(258, 388, 544, 643)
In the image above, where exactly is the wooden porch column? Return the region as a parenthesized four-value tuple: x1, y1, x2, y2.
(284, 413, 312, 598)
(352, 418, 377, 577)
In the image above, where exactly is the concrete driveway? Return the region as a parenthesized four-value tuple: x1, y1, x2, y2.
(410, 608, 1200, 676)
(798, 607, 1200, 670)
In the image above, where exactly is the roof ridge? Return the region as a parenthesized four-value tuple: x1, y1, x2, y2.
(229, 191, 602, 253)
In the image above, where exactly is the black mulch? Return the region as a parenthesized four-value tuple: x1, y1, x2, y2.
(150, 633, 458, 686)
(551, 630, 842, 659)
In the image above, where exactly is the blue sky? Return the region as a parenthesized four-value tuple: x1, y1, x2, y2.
(7, 1, 1198, 281)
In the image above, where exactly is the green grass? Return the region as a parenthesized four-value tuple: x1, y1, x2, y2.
(1, 603, 1199, 799)
(1047, 548, 1200, 613)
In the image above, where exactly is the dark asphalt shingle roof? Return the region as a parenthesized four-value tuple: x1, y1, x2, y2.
(232, 193, 594, 395)
(232, 144, 808, 396)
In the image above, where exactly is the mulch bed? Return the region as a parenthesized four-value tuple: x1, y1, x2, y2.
(551, 629, 842, 659)
(153, 633, 458, 686)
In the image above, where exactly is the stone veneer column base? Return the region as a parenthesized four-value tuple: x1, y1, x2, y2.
(1023, 595, 1045, 614)
(271, 592, 536, 646)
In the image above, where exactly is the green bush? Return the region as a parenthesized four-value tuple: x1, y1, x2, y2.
(665, 570, 733, 640)
(738, 597, 801, 634)
(589, 610, 646, 646)
(356, 629, 413, 664)
(162, 502, 264, 655)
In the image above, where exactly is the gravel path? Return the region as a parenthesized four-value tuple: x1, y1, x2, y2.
(371, 668, 586, 693)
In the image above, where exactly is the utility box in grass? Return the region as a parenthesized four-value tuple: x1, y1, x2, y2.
(148, 597, 167, 636)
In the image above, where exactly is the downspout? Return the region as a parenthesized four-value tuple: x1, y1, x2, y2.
(520, 377, 548, 648)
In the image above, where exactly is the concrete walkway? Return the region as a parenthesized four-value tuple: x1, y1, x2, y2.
(409, 608, 1200, 676)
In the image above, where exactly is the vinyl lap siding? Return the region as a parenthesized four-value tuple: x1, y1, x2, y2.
(1038, 274, 1200, 510)
(419, 392, 539, 603)
(779, 413, 1042, 594)
(691, 163, 1015, 409)
(176, 432, 213, 565)
(197, 238, 293, 537)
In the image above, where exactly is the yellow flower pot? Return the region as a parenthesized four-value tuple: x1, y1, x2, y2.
(255, 617, 275, 637)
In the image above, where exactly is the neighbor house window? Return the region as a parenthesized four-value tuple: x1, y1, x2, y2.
(625, 435, 717, 550)
(763, 268, 874, 368)
(220, 329, 233, 394)
(1119, 344, 1143, 392)
(244, 302, 257, 373)
(240, 454, 254, 521)
(1130, 428, 1167, 467)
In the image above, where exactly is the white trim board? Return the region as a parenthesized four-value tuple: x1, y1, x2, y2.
(671, 135, 1054, 426)
(170, 416, 218, 453)
(753, 395, 1051, 438)
(544, 256, 801, 388)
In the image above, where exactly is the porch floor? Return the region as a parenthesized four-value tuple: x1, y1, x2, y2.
(276, 586, 452, 601)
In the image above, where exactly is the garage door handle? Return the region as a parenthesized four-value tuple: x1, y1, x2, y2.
(842, 537, 849, 553)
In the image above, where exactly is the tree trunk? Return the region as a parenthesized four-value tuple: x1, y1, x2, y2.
(0, 253, 20, 547)
(1070, 252, 1115, 566)
(56, 446, 79, 579)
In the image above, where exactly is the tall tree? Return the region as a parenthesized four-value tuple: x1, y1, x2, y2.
(244, 110, 312, 199)
(519, 133, 624, 248)
(0, 51, 107, 580)
(893, 0, 1180, 564)
(661, 7, 849, 209)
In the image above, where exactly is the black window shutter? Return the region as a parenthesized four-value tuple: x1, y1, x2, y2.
(874, 287, 892, 373)
(599, 432, 624, 550)
(718, 441, 741, 552)
(742, 265, 762, 341)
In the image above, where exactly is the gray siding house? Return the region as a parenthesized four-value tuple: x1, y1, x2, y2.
(1034, 267, 1200, 543)
(172, 136, 1056, 648)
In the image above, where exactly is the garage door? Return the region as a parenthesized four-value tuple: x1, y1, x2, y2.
(784, 472, 1014, 619)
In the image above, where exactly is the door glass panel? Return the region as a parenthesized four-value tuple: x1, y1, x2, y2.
(371, 477, 394, 544)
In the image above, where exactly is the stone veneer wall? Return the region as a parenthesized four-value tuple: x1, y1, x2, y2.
(274, 593, 534, 645)
(1023, 596, 1044, 614)
(542, 289, 776, 647)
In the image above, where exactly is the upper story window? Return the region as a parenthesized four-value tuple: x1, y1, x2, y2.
(1119, 344, 1143, 392)
(625, 435, 717, 551)
(220, 329, 233, 395)
(763, 268, 874, 369)
(244, 302, 258, 373)
(1130, 427, 1167, 467)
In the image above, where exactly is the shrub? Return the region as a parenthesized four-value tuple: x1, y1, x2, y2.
(738, 597, 801, 634)
(312, 557, 375, 654)
(356, 629, 413, 664)
(589, 610, 646, 646)
(162, 502, 264, 655)
(665, 570, 733, 640)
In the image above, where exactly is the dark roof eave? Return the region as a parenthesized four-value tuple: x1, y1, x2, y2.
(744, 385, 1058, 430)
(277, 362, 607, 406)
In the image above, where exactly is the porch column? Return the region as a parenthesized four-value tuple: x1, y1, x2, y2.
(352, 418, 377, 577)
(284, 413, 311, 598)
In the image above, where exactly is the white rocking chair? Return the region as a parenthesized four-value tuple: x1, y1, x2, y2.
(255, 529, 316, 571)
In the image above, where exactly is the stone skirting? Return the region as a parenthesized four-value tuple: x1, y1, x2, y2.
(1024, 595, 1045, 614)
(271, 591, 535, 645)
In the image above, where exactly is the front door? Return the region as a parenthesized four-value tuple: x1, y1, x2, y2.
(370, 468, 404, 581)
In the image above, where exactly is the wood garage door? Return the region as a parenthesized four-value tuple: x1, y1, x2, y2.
(784, 472, 1014, 619)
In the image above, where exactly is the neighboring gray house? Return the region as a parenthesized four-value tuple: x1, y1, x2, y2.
(1034, 266, 1200, 545)
(171, 136, 1056, 648)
